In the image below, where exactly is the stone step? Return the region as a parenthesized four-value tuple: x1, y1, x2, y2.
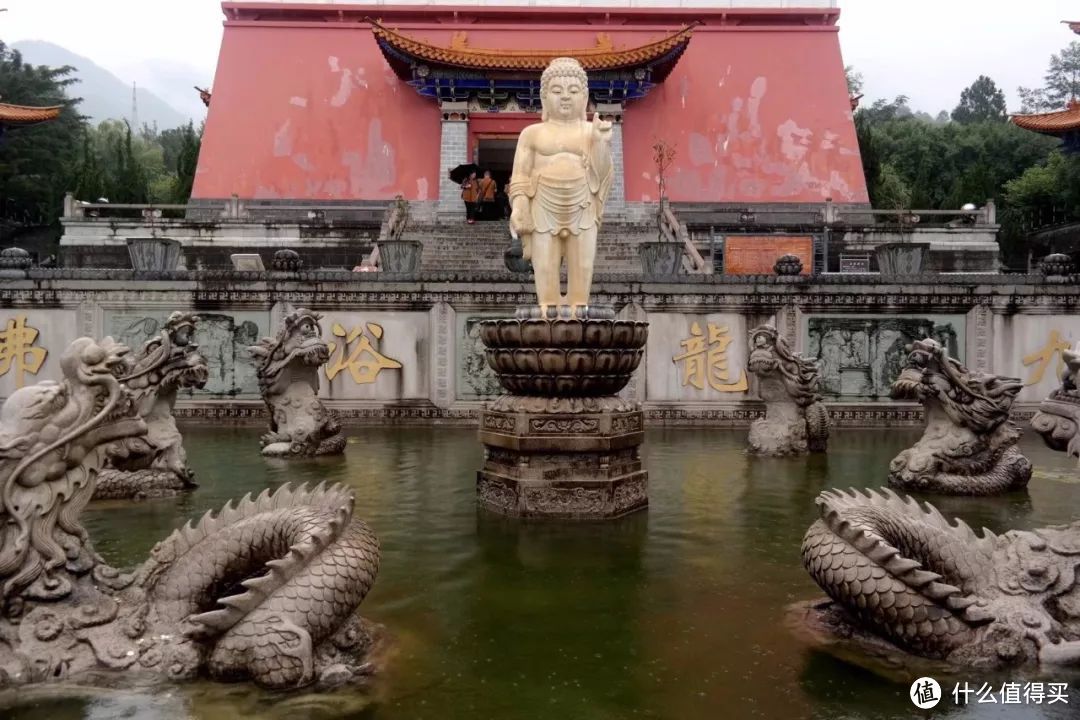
(399, 222, 653, 272)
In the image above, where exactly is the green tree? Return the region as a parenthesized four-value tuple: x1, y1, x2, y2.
(1003, 152, 1080, 225)
(1045, 41, 1080, 109)
(858, 95, 913, 123)
(845, 65, 863, 96)
(108, 121, 148, 203)
(158, 124, 188, 174)
(72, 129, 105, 201)
(951, 76, 1007, 124)
(1017, 85, 1052, 113)
(854, 98, 1062, 267)
(85, 119, 174, 202)
(0, 41, 85, 236)
(170, 121, 201, 203)
(873, 162, 911, 210)
(1019, 41, 1080, 111)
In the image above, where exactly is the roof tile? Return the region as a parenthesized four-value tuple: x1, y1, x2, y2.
(0, 103, 62, 124)
(1012, 100, 1080, 134)
(369, 19, 696, 72)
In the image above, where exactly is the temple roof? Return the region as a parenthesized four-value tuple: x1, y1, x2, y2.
(369, 19, 697, 73)
(0, 102, 62, 125)
(1012, 99, 1080, 134)
(1068, 20, 1080, 34)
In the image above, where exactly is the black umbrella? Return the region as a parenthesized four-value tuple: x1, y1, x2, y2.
(449, 163, 483, 184)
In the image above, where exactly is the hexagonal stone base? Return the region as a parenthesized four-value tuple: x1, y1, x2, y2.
(477, 406, 647, 519)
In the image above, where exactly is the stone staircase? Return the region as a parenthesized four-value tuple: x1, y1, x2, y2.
(401, 220, 657, 274)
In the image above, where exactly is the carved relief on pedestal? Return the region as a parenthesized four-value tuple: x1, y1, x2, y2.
(477, 477, 518, 514)
(613, 478, 648, 512)
(523, 486, 607, 515)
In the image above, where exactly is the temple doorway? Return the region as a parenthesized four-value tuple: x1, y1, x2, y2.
(474, 136, 516, 221)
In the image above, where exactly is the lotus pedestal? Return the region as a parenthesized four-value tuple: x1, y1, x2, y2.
(476, 311, 649, 520)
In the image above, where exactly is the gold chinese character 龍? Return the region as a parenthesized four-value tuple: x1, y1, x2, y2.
(0, 316, 47, 389)
(325, 322, 402, 384)
(672, 322, 747, 392)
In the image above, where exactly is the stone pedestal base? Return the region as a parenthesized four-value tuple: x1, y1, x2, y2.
(477, 404, 647, 519)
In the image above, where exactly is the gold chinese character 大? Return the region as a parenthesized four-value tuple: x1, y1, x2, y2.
(325, 322, 403, 384)
(672, 322, 748, 392)
(0, 315, 48, 389)
(1022, 329, 1072, 386)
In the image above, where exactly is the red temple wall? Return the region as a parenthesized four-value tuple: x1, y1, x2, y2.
(194, 23, 442, 201)
(622, 30, 867, 204)
(194, 6, 867, 204)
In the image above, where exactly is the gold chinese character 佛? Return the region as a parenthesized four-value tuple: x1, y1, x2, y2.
(0, 316, 48, 389)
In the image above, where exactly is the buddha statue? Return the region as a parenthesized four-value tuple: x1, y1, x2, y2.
(508, 57, 614, 315)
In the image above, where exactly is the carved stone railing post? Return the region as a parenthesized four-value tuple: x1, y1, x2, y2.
(220, 194, 248, 220)
(63, 191, 83, 219)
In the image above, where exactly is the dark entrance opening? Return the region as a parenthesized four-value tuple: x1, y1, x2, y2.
(474, 136, 516, 221)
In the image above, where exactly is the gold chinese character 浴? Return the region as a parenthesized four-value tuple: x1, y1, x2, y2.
(672, 322, 747, 392)
(1022, 329, 1072, 386)
(0, 316, 47, 389)
(326, 322, 402, 384)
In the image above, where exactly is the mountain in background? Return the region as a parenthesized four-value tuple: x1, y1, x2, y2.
(117, 58, 210, 125)
(11, 40, 194, 129)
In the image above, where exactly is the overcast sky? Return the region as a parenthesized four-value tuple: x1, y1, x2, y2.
(2, 0, 1076, 114)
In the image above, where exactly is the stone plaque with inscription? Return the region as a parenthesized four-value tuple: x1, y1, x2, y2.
(724, 236, 812, 275)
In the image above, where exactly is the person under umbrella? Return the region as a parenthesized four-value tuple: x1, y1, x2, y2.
(460, 171, 479, 224)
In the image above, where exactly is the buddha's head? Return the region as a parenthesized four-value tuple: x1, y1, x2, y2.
(540, 57, 588, 123)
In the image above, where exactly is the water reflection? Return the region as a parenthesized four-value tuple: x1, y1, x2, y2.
(2, 426, 1078, 719)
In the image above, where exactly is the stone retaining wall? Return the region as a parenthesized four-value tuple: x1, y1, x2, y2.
(0, 269, 1071, 427)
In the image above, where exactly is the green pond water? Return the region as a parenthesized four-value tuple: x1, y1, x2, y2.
(4, 426, 1080, 719)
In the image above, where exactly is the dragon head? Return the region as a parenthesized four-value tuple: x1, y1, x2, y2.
(891, 338, 1022, 433)
(1032, 342, 1080, 458)
(121, 312, 209, 401)
(249, 309, 328, 394)
(748, 325, 822, 407)
(1056, 342, 1080, 398)
(0, 337, 147, 602)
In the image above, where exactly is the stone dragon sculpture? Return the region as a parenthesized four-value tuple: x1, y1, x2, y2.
(746, 325, 829, 455)
(0, 338, 382, 690)
(248, 309, 345, 457)
(1031, 341, 1080, 461)
(800, 487, 1080, 670)
(95, 312, 210, 500)
(888, 338, 1031, 495)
